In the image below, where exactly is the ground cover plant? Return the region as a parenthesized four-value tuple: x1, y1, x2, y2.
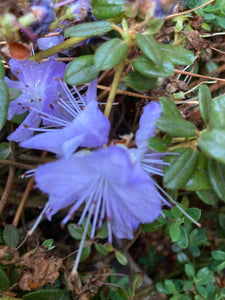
(1, 0, 225, 299)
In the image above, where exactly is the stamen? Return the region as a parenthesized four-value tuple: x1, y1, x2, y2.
(71, 203, 95, 275)
(29, 106, 69, 126)
(142, 164, 164, 176)
(27, 203, 50, 237)
(155, 182, 201, 227)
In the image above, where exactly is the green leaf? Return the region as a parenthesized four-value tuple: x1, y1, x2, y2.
(195, 267, 214, 285)
(196, 189, 218, 205)
(156, 282, 170, 295)
(132, 55, 174, 78)
(147, 136, 167, 152)
(80, 243, 91, 262)
(183, 153, 211, 191)
(163, 148, 199, 189)
(0, 268, 10, 291)
(95, 243, 112, 256)
(157, 43, 195, 66)
(198, 84, 212, 124)
(68, 223, 83, 240)
(142, 220, 163, 232)
(96, 223, 108, 239)
(170, 223, 181, 242)
(115, 250, 128, 265)
(176, 225, 188, 249)
(22, 289, 63, 300)
(3, 225, 20, 248)
(156, 116, 197, 137)
(196, 284, 208, 299)
(198, 130, 225, 164)
(164, 279, 176, 293)
(184, 208, 201, 223)
(0, 143, 11, 160)
(208, 159, 225, 202)
(135, 33, 163, 66)
(0, 79, 9, 130)
(95, 38, 128, 71)
(185, 264, 195, 279)
(145, 18, 165, 34)
(210, 95, 225, 130)
(64, 55, 99, 85)
(64, 21, 113, 37)
(0, 62, 5, 79)
(123, 71, 157, 91)
(159, 96, 182, 118)
(92, 0, 124, 19)
(132, 273, 144, 291)
(212, 250, 225, 261)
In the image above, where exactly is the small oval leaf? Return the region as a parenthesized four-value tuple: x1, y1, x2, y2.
(132, 55, 174, 78)
(64, 55, 99, 85)
(68, 223, 83, 240)
(3, 224, 20, 248)
(0, 142, 11, 160)
(170, 222, 181, 242)
(135, 33, 162, 66)
(198, 129, 225, 164)
(0, 268, 10, 291)
(209, 95, 225, 130)
(147, 136, 167, 152)
(92, 0, 124, 19)
(115, 250, 128, 265)
(123, 71, 157, 91)
(163, 148, 199, 189)
(198, 84, 212, 124)
(64, 21, 113, 37)
(22, 289, 63, 300)
(208, 159, 225, 202)
(0, 79, 9, 130)
(94, 38, 128, 71)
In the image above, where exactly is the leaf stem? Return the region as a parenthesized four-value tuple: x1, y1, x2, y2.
(104, 62, 126, 118)
(29, 37, 88, 61)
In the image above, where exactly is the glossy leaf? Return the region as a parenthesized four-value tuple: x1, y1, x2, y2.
(159, 96, 182, 118)
(123, 71, 157, 91)
(64, 21, 113, 37)
(80, 243, 91, 262)
(212, 250, 225, 261)
(3, 224, 20, 248)
(170, 222, 180, 242)
(132, 55, 174, 78)
(183, 153, 211, 191)
(0, 62, 5, 79)
(198, 130, 225, 164)
(92, 0, 124, 19)
(0, 143, 11, 160)
(64, 55, 99, 85)
(95, 38, 128, 71)
(132, 273, 144, 291)
(157, 43, 195, 65)
(209, 95, 225, 130)
(95, 243, 111, 256)
(196, 189, 218, 205)
(0, 268, 10, 291)
(135, 33, 162, 66)
(147, 136, 167, 152)
(208, 159, 225, 202)
(156, 115, 197, 137)
(185, 263, 195, 279)
(198, 84, 211, 124)
(163, 148, 199, 189)
(22, 289, 63, 300)
(0, 79, 9, 131)
(115, 250, 128, 265)
(68, 223, 83, 240)
(176, 225, 188, 249)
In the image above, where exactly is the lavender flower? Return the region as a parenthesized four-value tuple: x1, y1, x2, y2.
(6, 58, 65, 142)
(33, 145, 162, 273)
(21, 78, 110, 157)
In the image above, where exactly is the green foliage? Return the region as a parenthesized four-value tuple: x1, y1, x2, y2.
(0, 142, 11, 160)
(0, 76, 9, 131)
(64, 55, 99, 85)
(94, 38, 128, 71)
(3, 225, 20, 248)
(123, 71, 157, 91)
(64, 21, 113, 37)
(91, 0, 124, 19)
(198, 84, 212, 124)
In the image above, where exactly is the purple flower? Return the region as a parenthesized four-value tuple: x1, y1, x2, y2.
(35, 146, 162, 240)
(21, 79, 110, 157)
(6, 58, 65, 142)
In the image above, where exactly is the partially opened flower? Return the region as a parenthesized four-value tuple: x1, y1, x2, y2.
(33, 145, 162, 273)
(6, 58, 65, 142)
(21, 79, 110, 157)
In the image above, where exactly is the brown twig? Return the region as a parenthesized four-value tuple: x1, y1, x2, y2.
(174, 69, 225, 82)
(12, 151, 48, 227)
(0, 160, 34, 170)
(0, 166, 15, 214)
